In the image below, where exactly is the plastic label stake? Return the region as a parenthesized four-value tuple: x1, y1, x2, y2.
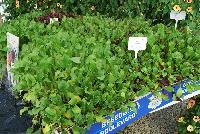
(135, 50, 138, 59)
(170, 11, 186, 30)
(128, 37, 147, 59)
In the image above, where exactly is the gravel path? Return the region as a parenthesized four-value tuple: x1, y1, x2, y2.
(119, 101, 187, 134)
(0, 85, 32, 134)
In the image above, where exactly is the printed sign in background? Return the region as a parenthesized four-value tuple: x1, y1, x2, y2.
(86, 80, 200, 134)
(7, 32, 19, 87)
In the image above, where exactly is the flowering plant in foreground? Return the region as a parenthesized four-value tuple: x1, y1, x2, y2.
(177, 96, 200, 133)
(173, 0, 193, 13)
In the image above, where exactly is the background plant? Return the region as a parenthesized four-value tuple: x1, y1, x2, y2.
(4, 0, 200, 23)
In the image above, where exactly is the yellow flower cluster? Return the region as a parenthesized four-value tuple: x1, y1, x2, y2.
(57, 3, 63, 8)
(186, 116, 200, 132)
(178, 116, 199, 132)
(173, 0, 193, 13)
(187, 116, 200, 132)
(184, 99, 199, 132)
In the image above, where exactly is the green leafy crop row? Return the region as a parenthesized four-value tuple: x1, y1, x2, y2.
(0, 12, 200, 133)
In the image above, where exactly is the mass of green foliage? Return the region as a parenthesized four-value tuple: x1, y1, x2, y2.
(5, 0, 199, 23)
(0, 11, 200, 133)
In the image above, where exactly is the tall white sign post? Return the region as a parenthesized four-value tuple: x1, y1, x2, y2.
(7, 32, 19, 87)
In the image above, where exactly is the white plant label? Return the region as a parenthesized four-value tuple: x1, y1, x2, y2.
(7, 32, 19, 87)
(170, 11, 186, 30)
(50, 18, 58, 24)
(128, 37, 147, 59)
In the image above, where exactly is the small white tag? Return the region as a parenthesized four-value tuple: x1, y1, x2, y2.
(128, 37, 147, 51)
(170, 11, 186, 30)
(128, 37, 147, 59)
(50, 18, 58, 24)
(170, 11, 186, 21)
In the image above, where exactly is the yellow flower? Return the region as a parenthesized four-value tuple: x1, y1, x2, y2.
(187, 6, 192, 12)
(177, 117, 184, 122)
(16, 0, 20, 8)
(187, 125, 194, 132)
(173, 5, 181, 12)
(186, 0, 192, 3)
(57, 3, 61, 7)
(187, 99, 195, 109)
(60, 4, 63, 8)
(193, 116, 200, 122)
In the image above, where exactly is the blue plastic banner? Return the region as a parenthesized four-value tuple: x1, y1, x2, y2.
(86, 80, 200, 134)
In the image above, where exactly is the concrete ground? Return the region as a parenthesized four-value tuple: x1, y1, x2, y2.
(0, 87, 31, 134)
